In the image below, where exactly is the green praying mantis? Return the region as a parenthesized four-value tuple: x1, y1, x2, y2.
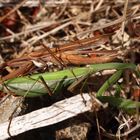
(0, 62, 135, 97)
(0, 62, 140, 113)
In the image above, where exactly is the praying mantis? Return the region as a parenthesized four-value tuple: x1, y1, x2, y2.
(0, 63, 136, 97)
(0, 62, 140, 114)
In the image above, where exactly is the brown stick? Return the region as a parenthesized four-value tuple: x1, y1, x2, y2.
(56, 53, 117, 65)
(0, 0, 28, 23)
(1, 61, 33, 82)
(6, 34, 109, 66)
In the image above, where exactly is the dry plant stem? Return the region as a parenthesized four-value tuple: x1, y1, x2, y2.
(77, 16, 126, 37)
(121, 0, 129, 47)
(101, 123, 140, 139)
(0, 0, 28, 22)
(56, 53, 116, 65)
(1, 61, 33, 82)
(71, 50, 118, 55)
(95, 112, 101, 140)
(94, 0, 104, 11)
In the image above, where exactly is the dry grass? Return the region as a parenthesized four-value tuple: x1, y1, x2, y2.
(0, 0, 140, 140)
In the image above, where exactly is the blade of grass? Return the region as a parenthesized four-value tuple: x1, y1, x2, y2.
(98, 96, 140, 114)
(96, 70, 123, 97)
